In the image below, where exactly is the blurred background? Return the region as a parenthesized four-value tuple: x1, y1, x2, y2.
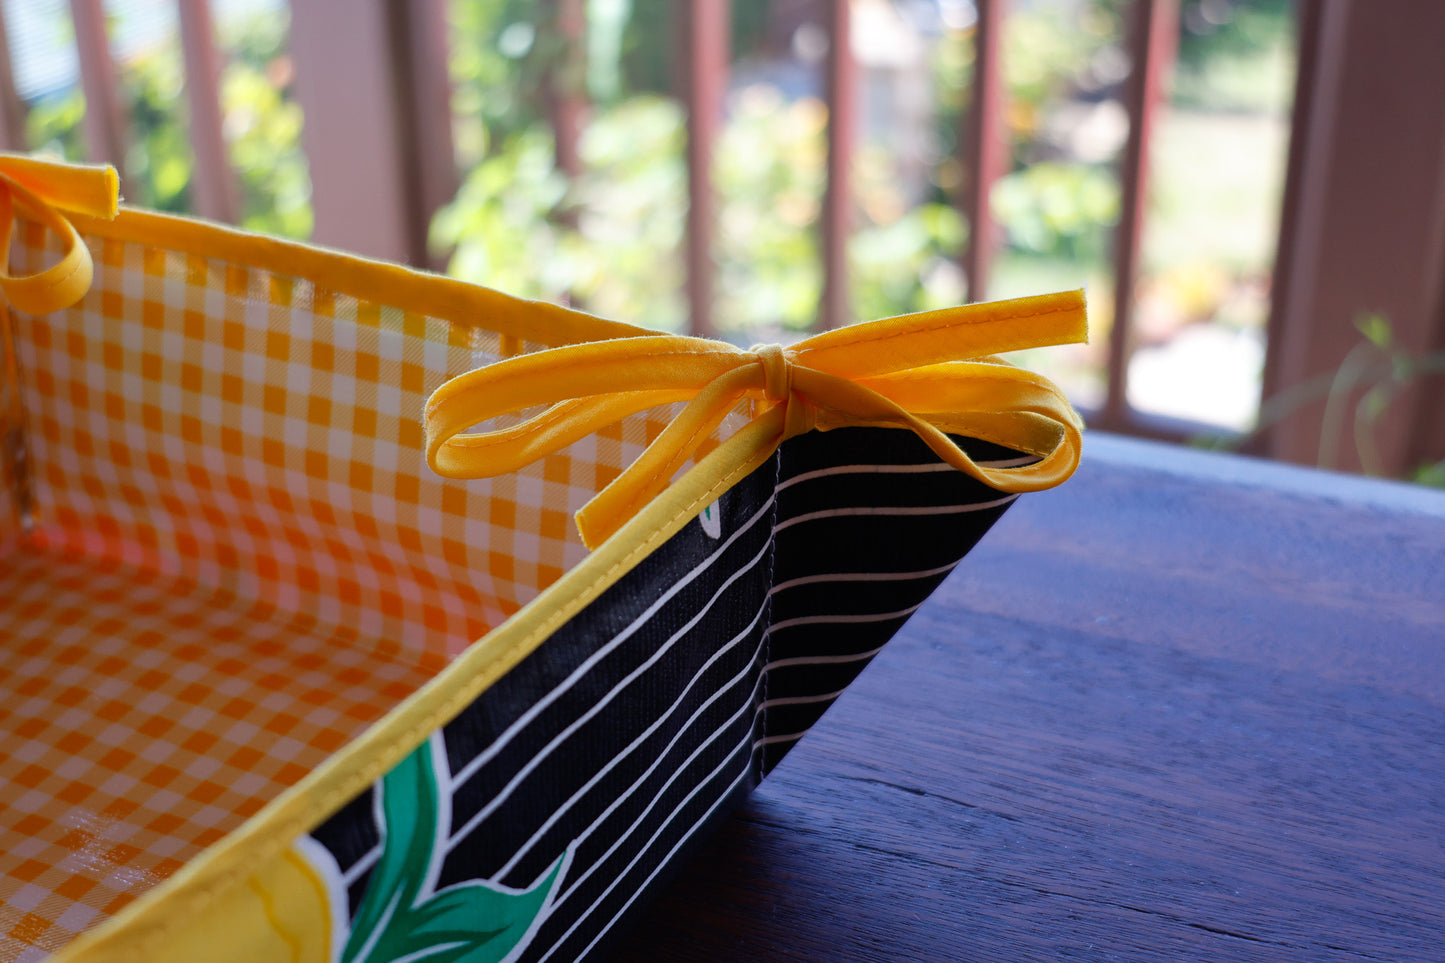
(2, 0, 1442, 483)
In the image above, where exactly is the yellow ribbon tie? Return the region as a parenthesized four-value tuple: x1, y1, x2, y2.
(427, 288, 1088, 550)
(0, 154, 119, 315)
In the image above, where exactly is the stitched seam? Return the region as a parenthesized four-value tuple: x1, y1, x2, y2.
(532, 306, 1076, 373)
(8, 244, 85, 298)
(801, 304, 1078, 351)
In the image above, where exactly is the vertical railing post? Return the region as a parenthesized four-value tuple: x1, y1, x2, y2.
(541, 0, 587, 304)
(0, 6, 28, 151)
(291, 0, 410, 261)
(386, 0, 459, 270)
(69, 0, 129, 178)
(178, 0, 239, 224)
(679, 0, 729, 339)
(292, 0, 455, 266)
(1103, 0, 1177, 429)
(547, 0, 586, 184)
(961, 0, 1007, 303)
(820, 0, 856, 329)
(1259, 0, 1445, 475)
(1252, 0, 1323, 459)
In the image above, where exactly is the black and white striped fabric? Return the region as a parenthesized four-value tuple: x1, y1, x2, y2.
(310, 426, 1024, 961)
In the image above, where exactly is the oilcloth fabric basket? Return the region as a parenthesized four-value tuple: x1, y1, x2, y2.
(0, 155, 1087, 963)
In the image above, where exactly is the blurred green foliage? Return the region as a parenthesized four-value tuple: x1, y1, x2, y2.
(993, 162, 1119, 261)
(432, 93, 687, 329)
(17, 0, 1292, 343)
(217, 13, 312, 238)
(1200, 312, 1445, 486)
(1175, 0, 1294, 111)
(712, 89, 823, 332)
(23, 3, 311, 237)
(437, 0, 1004, 332)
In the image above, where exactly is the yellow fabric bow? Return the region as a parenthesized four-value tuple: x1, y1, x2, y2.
(427, 288, 1088, 549)
(0, 154, 119, 315)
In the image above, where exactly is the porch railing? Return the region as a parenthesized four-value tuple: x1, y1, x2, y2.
(1, 0, 1442, 479)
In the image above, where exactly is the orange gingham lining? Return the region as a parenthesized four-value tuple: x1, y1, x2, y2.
(0, 219, 733, 956)
(14, 222, 636, 652)
(0, 413, 17, 554)
(2, 297, 22, 554)
(0, 548, 441, 961)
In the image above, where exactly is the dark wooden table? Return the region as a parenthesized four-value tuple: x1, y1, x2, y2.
(610, 433, 1445, 962)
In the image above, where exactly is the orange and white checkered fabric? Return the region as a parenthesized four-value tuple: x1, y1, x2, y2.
(2, 326, 23, 557)
(0, 218, 734, 959)
(0, 549, 440, 961)
(0, 434, 17, 555)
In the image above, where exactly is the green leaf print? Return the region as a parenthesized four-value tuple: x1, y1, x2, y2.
(342, 736, 567, 963)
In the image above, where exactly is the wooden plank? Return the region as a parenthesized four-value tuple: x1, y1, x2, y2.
(1261, 0, 1445, 476)
(68, 0, 128, 177)
(0, 4, 28, 151)
(1409, 277, 1445, 475)
(679, 0, 728, 339)
(385, 0, 458, 270)
(290, 0, 455, 266)
(546, 0, 586, 183)
(960, 0, 1006, 303)
(820, 0, 855, 329)
(542, 0, 586, 302)
(610, 433, 1445, 961)
(177, 0, 239, 224)
(1102, 0, 1177, 429)
(1249, 0, 1321, 461)
(289, 0, 412, 262)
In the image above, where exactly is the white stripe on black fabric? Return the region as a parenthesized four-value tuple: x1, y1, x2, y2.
(758, 428, 1024, 776)
(777, 461, 956, 491)
(342, 843, 381, 888)
(775, 455, 1037, 491)
(447, 494, 777, 793)
(309, 426, 1032, 962)
(758, 687, 849, 709)
(541, 678, 763, 911)
(447, 534, 773, 848)
(536, 732, 756, 963)
(439, 471, 779, 944)
(569, 766, 753, 963)
(763, 641, 889, 672)
(768, 559, 961, 595)
(768, 603, 923, 634)
(753, 730, 805, 749)
(772, 494, 1017, 533)
(493, 599, 770, 880)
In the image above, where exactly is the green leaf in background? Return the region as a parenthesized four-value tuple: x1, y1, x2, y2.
(1355, 313, 1393, 352)
(342, 736, 567, 963)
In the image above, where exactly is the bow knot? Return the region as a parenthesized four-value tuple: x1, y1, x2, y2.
(753, 343, 792, 405)
(750, 342, 816, 437)
(427, 289, 1089, 550)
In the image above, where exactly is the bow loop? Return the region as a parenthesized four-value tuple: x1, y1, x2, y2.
(427, 289, 1088, 549)
(0, 154, 119, 316)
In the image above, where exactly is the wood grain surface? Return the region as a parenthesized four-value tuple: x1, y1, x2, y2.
(606, 434, 1445, 962)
